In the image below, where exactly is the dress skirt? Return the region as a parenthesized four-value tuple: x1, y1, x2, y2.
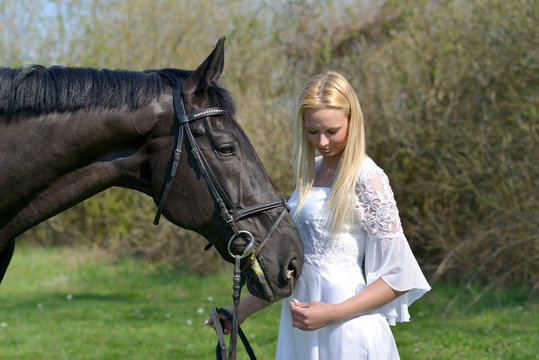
(275, 262, 400, 360)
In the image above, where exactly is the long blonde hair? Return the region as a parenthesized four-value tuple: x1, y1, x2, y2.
(292, 71, 366, 235)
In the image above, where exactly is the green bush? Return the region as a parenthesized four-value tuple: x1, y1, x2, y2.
(339, 0, 538, 286)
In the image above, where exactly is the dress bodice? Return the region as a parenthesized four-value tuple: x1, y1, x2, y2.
(288, 187, 367, 272)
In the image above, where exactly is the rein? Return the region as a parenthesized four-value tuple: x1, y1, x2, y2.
(153, 75, 288, 359)
(211, 256, 257, 360)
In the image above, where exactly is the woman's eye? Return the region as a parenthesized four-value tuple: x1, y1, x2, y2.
(217, 145, 235, 156)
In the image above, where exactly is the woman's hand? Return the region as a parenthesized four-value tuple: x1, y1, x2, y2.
(289, 299, 337, 331)
(289, 279, 409, 332)
(204, 306, 234, 335)
(204, 295, 274, 335)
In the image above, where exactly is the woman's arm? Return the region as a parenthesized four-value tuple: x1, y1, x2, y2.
(289, 278, 407, 331)
(204, 295, 276, 334)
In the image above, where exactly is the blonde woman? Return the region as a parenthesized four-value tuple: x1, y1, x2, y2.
(206, 72, 430, 359)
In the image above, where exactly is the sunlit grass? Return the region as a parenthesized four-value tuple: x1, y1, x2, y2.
(1, 246, 537, 359)
(0, 245, 258, 359)
(393, 283, 538, 359)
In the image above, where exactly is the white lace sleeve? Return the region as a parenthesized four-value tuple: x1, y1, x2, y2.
(354, 158, 431, 325)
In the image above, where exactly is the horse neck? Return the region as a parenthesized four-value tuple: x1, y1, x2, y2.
(33, 105, 159, 167)
(0, 104, 163, 241)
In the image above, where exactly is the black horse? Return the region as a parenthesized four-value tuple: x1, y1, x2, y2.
(0, 38, 302, 301)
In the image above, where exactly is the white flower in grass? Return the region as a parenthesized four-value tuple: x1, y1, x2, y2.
(0, 322, 7, 328)
(186, 319, 193, 326)
(165, 313, 171, 318)
(197, 308, 204, 314)
(206, 296, 213, 302)
(66, 294, 73, 300)
(37, 303, 43, 310)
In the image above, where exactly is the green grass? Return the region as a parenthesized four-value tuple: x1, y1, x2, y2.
(393, 284, 538, 360)
(1, 246, 537, 359)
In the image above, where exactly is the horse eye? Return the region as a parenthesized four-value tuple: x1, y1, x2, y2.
(217, 144, 235, 156)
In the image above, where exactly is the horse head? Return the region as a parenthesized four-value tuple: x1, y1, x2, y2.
(146, 38, 303, 301)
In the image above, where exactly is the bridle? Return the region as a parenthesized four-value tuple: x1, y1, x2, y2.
(153, 74, 289, 266)
(153, 74, 289, 359)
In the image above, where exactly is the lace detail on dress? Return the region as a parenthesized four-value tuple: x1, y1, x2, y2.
(354, 158, 403, 239)
(290, 188, 365, 270)
(300, 222, 363, 270)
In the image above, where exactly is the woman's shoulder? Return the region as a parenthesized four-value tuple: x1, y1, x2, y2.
(355, 156, 393, 195)
(360, 156, 376, 169)
(358, 156, 385, 178)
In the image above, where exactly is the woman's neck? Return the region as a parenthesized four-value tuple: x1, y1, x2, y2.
(321, 155, 340, 172)
(314, 157, 340, 187)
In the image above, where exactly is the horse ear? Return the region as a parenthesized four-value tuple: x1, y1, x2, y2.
(183, 37, 225, 95)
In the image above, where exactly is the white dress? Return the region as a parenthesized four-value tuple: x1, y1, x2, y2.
(275, 157, 431, 360)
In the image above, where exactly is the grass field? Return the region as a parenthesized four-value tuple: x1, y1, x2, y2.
(1, 245, 537, 359)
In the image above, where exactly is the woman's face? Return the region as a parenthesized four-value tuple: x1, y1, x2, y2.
(304, 108, 349, 161)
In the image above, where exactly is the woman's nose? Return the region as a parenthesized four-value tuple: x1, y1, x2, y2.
(319, 135, 329, 147)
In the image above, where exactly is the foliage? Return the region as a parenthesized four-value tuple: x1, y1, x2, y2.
(351, 0, 539, 288)
(0, 0, 537, 288)
(1, 246, 537, 359)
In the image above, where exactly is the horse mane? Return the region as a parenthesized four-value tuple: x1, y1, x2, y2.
(0, 65, 165, 116)
(0, 65, 236, 119)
